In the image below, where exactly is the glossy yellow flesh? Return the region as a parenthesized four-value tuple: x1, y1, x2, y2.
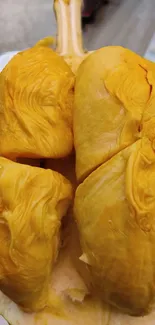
(0, 220, 108, 325)
(0, 44, 74, 160)
(74, 46, 154, 181)
(0, 158, 72, 312)
(74, 46, 155, 315)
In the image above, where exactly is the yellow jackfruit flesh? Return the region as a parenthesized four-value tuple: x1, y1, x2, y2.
(0, 157, 72, 312)
(74, 46, 155, 315)
(0, 43, 74, 160)
(0, 219, 109, 325)
(74, 46, 154, 181)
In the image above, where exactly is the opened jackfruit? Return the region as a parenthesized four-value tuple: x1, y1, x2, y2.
(0, 43, 74, 160)
(74, 46, 155, 315)
(0, 157, 72, 312)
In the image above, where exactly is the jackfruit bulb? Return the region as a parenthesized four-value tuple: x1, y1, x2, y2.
(0, 157, 72, 312)
(0, 41, 74, 160)
(74, 46, 155, 315)
(0, 218, 109, 325)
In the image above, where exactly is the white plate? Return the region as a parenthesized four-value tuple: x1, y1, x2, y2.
(0, 51, 19, 72)
(0, 316, 8, 325)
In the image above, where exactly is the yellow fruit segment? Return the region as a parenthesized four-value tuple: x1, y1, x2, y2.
(0, 158, 72, 312)
(74, 46, 155, 182)
(74, 137, 155, 315)
(0, 219, 109, 325)
(0, 44, 74, 160)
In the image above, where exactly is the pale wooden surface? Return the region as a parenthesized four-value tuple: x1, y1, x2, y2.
(0, 0, 155, 56)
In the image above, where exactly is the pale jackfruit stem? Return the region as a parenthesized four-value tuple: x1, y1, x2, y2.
(54, 0, 85, 57)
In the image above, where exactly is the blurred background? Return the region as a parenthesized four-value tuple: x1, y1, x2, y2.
(0, 0, 155, 59)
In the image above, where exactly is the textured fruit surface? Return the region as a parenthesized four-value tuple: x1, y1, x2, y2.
(0, 158, 72, 312)
(74, 46, 155, 315)
(0, 44, 74, 159)
(0, 219, 108, 325)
